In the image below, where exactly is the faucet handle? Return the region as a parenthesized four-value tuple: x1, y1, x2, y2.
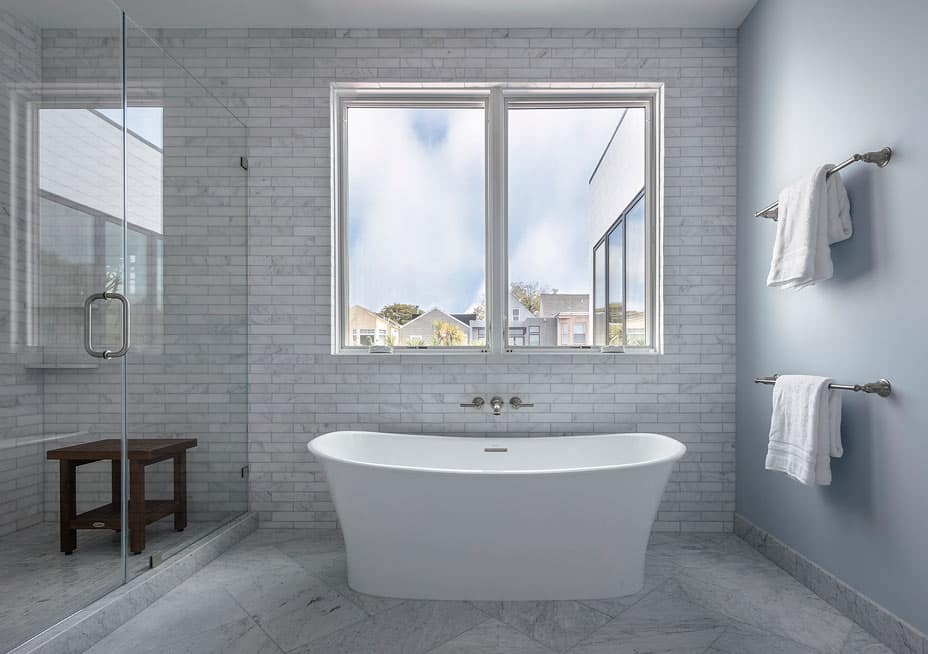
(460, 397, 485, 408)
(509, 396, 534, 409)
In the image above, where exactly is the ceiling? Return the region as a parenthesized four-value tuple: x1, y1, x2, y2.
(6, 0, 758, 29)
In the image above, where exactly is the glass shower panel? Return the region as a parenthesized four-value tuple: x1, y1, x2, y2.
(121, 17, 249, 577)
(0, 4, 127, 651)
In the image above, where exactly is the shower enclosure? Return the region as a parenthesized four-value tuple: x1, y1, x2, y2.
(0, 2, 248, 650)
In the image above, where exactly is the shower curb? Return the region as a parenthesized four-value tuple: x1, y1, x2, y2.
(734, 514, 927, 654)
(10, 512, 258, 654)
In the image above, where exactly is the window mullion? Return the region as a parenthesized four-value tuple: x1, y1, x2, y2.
(486, 88, 507, 354)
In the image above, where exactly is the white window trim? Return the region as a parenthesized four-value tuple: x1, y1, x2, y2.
(331, 82, 664, 355)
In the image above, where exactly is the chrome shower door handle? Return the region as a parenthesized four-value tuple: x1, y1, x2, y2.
(84, 291, 131, 359)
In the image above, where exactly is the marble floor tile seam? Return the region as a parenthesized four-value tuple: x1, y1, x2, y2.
(574, 571, 673, 619)
(420, 617, 561, 654)
(559, 578, 723, 654)
(167, 532, 871, 654)
(212, 564, 374, 654)
(561, 575, 836, 654)
(466, 600, 615, 654)
(669, 578, 845, 654)
(267, 541, 413, 623)
(98, 586, 273, 654)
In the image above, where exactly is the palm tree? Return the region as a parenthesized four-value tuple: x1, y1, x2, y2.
(432, 320, 466, 346)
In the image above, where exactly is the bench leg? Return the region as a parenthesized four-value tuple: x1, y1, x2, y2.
(174, 452, 187, 532)
(129, 461, 146, 555)
(60, 461, 77, 554)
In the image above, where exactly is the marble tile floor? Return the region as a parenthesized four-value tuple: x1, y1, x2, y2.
(0, 519, 224, 653)
(81, 530, 894, 654)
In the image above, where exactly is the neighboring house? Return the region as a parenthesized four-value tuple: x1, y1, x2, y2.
(399, 308, 470, 346)
(503, 291, 543, 346)
(539, 292, 590, 346)
(451, 313, 482, 344)
(348, 305, 400, 346)
(466, 291, 559, 347)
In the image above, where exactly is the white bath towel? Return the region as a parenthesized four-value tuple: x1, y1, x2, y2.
(766, 164, 852, 289)
(765, 375, 843, 486)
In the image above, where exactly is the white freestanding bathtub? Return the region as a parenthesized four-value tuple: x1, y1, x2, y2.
(308, 431, 685, 601)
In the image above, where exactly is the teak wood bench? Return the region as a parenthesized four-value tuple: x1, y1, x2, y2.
(46, 439, 198, 555)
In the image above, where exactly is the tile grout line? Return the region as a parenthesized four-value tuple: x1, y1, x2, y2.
(562, 578, 675, 654)
(418, 617, 497, 654)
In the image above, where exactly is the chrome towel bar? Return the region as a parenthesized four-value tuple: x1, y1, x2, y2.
(755, 147, 892, 220)
(753, 375, 892, 397)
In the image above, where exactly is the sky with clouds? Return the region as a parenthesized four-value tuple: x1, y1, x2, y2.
(346, 105, 630, 314)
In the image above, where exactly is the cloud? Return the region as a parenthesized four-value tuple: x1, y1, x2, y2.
(346, 105, 631, 313)
(507, 108, 627, 293)
(347, 107, 485, 313)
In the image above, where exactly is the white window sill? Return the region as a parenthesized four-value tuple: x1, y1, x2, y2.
(334, 346, 661, 356)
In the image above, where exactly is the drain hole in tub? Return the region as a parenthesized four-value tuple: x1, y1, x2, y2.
(484, 447, 508, 453)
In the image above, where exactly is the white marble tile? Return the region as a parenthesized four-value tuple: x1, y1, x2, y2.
(184, 544, 297, 594)
(708, 623, 821, 654)
(579, 559, 676, 617)
(40, 533, 911, 654)
(675, 554, 855, 653)
(283, 548, 404, 615)
(471, 600, 612, 652)
(0, 520, 220, 653)
(88, 615, 282, 654)
(83, 584, 254, 654)
(294, 600, 487, 654)
(241, 528, 343, 550)
(571, 580, 729, 654)
(427, 619, 556, 654)
(222, 557, 367, 651)
(840, 625, 896, 654)
(735, 516, 924, 654)
(90, 583, 249, 650)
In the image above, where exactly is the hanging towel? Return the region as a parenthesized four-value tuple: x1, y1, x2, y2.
(766, 164, 852, 289)
(765, 375, 843, 485)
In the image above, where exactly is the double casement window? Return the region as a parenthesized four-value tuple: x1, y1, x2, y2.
(332, 83, 662, 354)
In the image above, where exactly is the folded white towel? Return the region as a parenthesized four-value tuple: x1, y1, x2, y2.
(767, 164, 852, 289)
(765, 375, 843, 485)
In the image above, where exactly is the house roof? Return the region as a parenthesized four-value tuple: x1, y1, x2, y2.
(451, 313, 478, 325)
(400, 307, 470, 330)
(349, 304, 401, 328)
(539, 293, 590, 317)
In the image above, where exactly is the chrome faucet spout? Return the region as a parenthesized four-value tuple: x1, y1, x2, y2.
(490, 396, 504, 415)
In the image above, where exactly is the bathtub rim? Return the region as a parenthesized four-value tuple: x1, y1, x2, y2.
(308, 430, 686, 477)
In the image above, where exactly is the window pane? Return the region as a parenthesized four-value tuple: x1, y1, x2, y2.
(573, 321, 586, 345)
(624, 196, 647, 346)
(509, 106, 643, 348)
(508, 107, 621, 347)
(345, 106, 485, 347)
(607, 222, 624, 345)
(593, 243, 606, 346)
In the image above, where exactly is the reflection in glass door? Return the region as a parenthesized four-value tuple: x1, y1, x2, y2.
(0, 4, 129, 651)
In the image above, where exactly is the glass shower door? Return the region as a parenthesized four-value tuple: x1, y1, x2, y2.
(0, 4, 130, 651)
(36, 11, 132, 573)
(120, 14, 250, 578)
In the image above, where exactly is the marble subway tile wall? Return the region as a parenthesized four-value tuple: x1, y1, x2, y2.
(36, 29, 250, 523)
(145, 27, 738, 531)
(0, 10, 44, 537)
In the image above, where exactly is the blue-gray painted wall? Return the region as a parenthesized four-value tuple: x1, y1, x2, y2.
(737, 0, 928, 635)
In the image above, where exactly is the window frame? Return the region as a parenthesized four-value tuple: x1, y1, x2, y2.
(594, 189, 648, 349)
(331, 82, 663, 355)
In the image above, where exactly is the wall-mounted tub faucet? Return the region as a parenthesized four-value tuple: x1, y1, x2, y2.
(509, 397, 534, 409)
(490, 397, 504, 415)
